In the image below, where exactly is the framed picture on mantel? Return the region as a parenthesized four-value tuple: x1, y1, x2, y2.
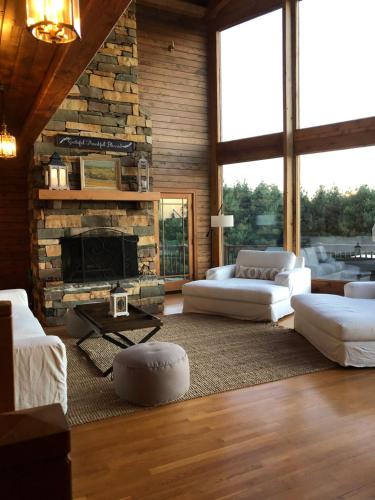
(80, 157, 121, 190)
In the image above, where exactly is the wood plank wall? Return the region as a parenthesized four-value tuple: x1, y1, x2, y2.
(137, 5, 210, 279)
(0, 157, 29, 290)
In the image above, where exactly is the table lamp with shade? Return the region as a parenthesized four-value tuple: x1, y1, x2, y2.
(210, 213, 234, 230)
(207, 202, 234, 232)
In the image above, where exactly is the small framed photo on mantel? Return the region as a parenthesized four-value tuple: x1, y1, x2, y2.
(80, 156, 121, 190)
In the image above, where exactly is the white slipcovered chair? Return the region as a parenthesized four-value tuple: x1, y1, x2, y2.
(182, 250, 311, 322)
(292, 281, 375, 367)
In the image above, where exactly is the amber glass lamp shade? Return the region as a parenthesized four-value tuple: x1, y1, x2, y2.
(0, 123, 17, 159)
(26, 0, 81, 44)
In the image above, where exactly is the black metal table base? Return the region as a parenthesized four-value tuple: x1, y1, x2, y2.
(76, 327, 161, 377)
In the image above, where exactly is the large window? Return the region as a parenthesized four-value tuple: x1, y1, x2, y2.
(223, 159, 284, 264)
(216, 2, 375, 283)
(301, 147, 375, 280)
(220, 9, 283, 141)
(299, 0, 375, 128)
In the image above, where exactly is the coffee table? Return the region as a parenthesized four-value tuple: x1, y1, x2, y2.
(74, 302, 163, 376)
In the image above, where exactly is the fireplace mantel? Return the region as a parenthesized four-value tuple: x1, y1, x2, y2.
(36, 189, 161, 202)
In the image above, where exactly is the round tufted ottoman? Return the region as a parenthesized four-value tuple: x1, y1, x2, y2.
(113, 341, 190, 406)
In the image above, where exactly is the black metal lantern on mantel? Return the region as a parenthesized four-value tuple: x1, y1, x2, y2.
(109, 282, 129, 318)
(137, 152, 150, 192)
(45, 152, 69, 190)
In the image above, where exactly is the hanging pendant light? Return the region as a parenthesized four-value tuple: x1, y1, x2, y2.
(26, 0, 81, 44)
(0, 86, 16, 159)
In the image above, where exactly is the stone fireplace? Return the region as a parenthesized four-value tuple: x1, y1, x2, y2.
(29, 4, 165, 326)
(30, 194, 164, 326)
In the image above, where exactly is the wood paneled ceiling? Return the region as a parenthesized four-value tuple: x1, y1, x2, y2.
(0, 0, 132, 157)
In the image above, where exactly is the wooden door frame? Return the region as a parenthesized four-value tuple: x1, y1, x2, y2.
(159, 189, 198, 291)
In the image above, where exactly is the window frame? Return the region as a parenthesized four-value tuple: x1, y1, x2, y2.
(209, 0, 375, 286)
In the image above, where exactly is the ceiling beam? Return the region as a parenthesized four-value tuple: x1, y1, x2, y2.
(217, 133, 284, 165)
(210, 0, 282, 31)
(18, 0, 132, 157)
(295, 116, 375, 156)
(206, 0, 231, 21)
(137, 0, 206, 19)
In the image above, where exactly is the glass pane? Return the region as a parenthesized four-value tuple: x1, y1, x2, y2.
(159, 198, 190, 281)
(50, 167, 58, 186)
(299, 0, 375, 128)
(223, 159, 284, 264)
(220, 9, 283, 141)
(59, 168, 67, 187)
(300, 147, 375, 281)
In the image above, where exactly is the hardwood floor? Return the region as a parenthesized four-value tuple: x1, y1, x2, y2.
(71, 294, 375, 500)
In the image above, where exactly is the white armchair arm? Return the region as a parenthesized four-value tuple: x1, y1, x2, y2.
(206, 264, 236, 280)
(0, 289, 28, 307)
(275, 267, 311, 295)
(344, 281, 375, 299)
(14, 336, 67, 413)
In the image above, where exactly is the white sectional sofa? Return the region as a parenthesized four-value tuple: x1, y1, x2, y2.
(183, 250, 311, 322)
(0, 289, 67, 412)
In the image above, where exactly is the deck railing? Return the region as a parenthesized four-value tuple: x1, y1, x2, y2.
(160, 244, 189, 278)
(223, 244, 375, 265)
(160, 243, 375, 276)
(224, 244, 268, 265)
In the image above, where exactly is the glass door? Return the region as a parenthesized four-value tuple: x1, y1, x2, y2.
(159, 194, 194, 291)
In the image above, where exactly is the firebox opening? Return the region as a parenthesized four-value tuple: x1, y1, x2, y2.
(61, 232, 139, 283)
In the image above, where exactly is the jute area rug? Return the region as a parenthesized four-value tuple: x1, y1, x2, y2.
(65, 313, 335, 426)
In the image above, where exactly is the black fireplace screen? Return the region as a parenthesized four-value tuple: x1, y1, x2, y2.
(61, 233, 139, 283)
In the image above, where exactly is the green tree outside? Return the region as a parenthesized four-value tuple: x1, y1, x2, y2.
(223, 182, 375, 248)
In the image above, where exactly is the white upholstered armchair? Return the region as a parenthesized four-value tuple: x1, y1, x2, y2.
(182, 250, 311, 322)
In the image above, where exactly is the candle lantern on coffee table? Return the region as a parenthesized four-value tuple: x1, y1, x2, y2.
(109, 282, 129, 317)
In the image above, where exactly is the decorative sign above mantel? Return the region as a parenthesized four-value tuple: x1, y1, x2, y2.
(55, 135, 134, 153)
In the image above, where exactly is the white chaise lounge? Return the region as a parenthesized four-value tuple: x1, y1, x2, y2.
(292, 281, 375, 367)
(0, 289, 67, 412)
(183, 250, 311, 322)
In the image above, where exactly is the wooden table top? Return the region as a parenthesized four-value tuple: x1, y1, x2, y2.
(74, 302, 163, 334)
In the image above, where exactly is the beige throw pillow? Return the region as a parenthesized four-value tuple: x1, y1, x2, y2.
(235, 265, 283, 281)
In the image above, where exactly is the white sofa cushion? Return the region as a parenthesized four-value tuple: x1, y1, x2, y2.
(236, 250, 296, 271)
(291, 293, 375, 341)
(11, 304, 45, 341)
(0, 289, 28, 308)
(302, 248, 319, 267)
(183, 278, 290, 305)
(315, 245, 328, 262)
(318, 262, 337, 275)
